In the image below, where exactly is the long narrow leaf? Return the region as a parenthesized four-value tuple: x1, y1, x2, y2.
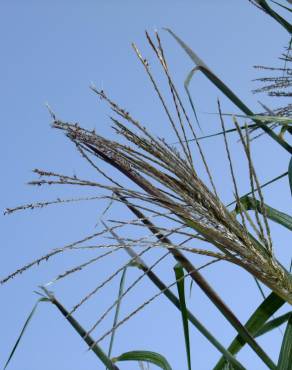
(216, 113, 292, 125)
(213, 292, 285, 370)
(288, 157, 292, 197)
(178, 122, 258, 144)
(113, 350, 172, 370)
(227, 172, 288, 207)
(174, 263, 192, 370)
(236, 196, 292, 231)
(256, 0, 292, 33)
(270, 0, 292, 13)
(255, 312, 291, 338)
(277, 313, 292, 370)
(3, 298, 48, 370)
(41, 288, 119, 370)
(166, 29, 292, 154)
(107, 267, 128, 367)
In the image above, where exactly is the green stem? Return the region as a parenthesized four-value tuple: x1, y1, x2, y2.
(46, 291, 119, 370)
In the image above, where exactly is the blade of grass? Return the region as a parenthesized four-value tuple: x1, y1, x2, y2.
(288, 157, 292, 196)
(277, 313, 292, 370)
(254, 278, 266, 300)
(255, 312, 291, 338)
(177, 122, 258, 144)
(165, 29, 292, 154)
(270, 1, 292, 13)
(174, 263, 192, 370)
(107, 267, 128, 368)
(256, 0, 292, 33)
(112, 350, 172, 370)
(227, 171, 288, 207)
(41, 287, 120, 370)
(236, 196, 292, 231)
(213, 292, 285, 370)
(107, 220, 246, 370)
(3, 297, 48, 370)
(213, 113, 292, 125)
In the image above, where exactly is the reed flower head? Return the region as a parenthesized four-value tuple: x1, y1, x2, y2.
(3, 32, 292, 306)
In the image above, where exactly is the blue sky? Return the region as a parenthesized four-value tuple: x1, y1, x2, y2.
(1, 1, 291, 370)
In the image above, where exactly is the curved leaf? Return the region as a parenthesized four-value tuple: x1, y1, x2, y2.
(213, 292, 285, 370)
(236, 196, 292, 231)
(218, 113, 292, 125)
(227, 171, 288, 207)
(107, 267, 128, 367)
(255, 312, 291, 338)
(256, 0, 292, 33)
(166, 28, 292, 154)
(270, 1, 292, 13)
(288, 156, 292, 196)
(3, 298, 48, 370)
(277, 313, 292, 370)
(113, 350, 172, 370)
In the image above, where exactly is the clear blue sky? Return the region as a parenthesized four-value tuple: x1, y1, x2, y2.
(1, 1, 291, 370)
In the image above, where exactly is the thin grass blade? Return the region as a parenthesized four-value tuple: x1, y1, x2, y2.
(3, 298, 48, 370)
(255, 312, 291, 338)
(178, 122, 258, 144)
(112, 350, 172, 370)
(236, 196, 292, 231)
(216, 113, 292, 125)
(227, 172, 288, 207)
(107, 267, 128, 367)
(277, 313, 292, 369)
(288, 157, 292, 197)
(166, 29, 292, 154)
(256, 0, 292, 33)
(213, 292, 285, 370)
(270, 0, 292, 13)
(174, 263, 192, 370)
(41, 288, 119, 370)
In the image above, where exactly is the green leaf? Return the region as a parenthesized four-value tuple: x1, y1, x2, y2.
(217, 113, 292, 125)
(179, 122, 259, 144)
(270, 1, 292, 13)
(107, 267, 128, 366)
(3, 298, 48, 370)
(166, 28, 292, 154)
(178, 112, 292, 145)
(277, 313, 292, 370)
(227, 171, 288, 207)
(213, 292, 285, 370)
(174, 263, 192, 370)
(236, 196, 292, 231)
(288, 157, 292, 197)
(113, 350, 172, 370)
(41, 287, 119, 370)
(255, 312, 291, 338)
(256, 0, 292, 33)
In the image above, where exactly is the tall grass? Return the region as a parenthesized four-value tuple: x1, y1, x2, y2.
(3, 1, 292, 369)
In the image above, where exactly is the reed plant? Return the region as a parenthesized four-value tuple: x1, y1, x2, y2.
(3, 1, 292, 369)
